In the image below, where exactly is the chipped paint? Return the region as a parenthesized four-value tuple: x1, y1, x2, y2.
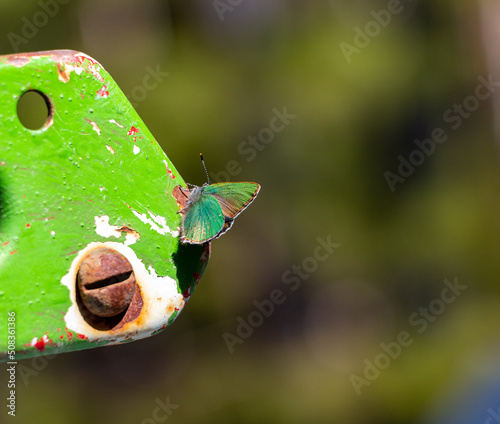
(131, 209, 179, 237)
(57, 61, 83, 83)
(133, 145, 140, 155)
(127, 126, 139, 136)
(124, 232, 139, 246)
(118, 226, 140, 245)
(182, 287, 191, 301)
(97, 85, 109, 98)
(85, 118, 101, 135)
(95, 215, 122, 239)
(95, 216, 140, 245)
(6, 55, 31, 67)
(57, 62, 72, 83)
(74, 53, 104, 82)
(163, 160, 176, 179)
(61, 242, 184, 342)
(30, 334, 51, 351)
(109, 119, 123, 128)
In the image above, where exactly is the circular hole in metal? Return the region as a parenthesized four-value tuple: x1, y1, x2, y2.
(17, 90, 52, 130)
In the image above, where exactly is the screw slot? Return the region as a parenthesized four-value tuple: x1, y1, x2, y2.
(83, 271, 134, 290)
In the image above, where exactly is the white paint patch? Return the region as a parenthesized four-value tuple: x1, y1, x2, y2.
(30, 334, 49, 347)
(132, 210, 179, 237)
(109, 119, 123, 128)
(99, 187, 105, 192)
(124, 232, 139, 246)
(95, 215, 140, 245)
(95, 216, 121, 239)
(91, 122, 101, 135)
(88, 120, 101, 135)
(50, 231, 56, 237)
(106, 145, 115, 154)
(133, 145, 140, 155)
(148, 265, 158, 277)
(61, 241, 184, 342)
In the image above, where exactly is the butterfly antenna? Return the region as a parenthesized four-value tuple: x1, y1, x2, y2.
(200, 153, 211, 184)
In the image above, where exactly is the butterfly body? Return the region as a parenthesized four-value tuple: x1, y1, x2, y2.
(179, 181, 260, 244)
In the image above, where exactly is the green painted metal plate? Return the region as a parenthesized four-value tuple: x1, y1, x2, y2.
(0, 50, 209, 361)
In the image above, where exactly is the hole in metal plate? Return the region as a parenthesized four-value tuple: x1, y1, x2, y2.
(17, 90, 53, 130)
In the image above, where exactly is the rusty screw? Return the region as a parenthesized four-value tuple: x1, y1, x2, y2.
(77, 248, 136, 317)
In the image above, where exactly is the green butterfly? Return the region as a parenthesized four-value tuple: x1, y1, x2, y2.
(178, 156, 260, 244)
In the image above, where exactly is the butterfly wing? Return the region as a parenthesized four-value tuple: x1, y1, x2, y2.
(203, 182, 261, 220)
(180, 193, 225, 244)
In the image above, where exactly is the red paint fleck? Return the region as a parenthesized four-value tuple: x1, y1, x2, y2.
(66, 330, 73, 341)
(34, 339, 46, 351)
(174, 307, 180, 312)
(2, 241, 9, 246)
(97, 85, 109, 98)
(10, 250, 17, 255)
(60, 335, 64, 339)
(127, 126, 139, 136)
(164, 162, 176, 179)
(81, 92, 85, 99)
(74, 53, 99, 66)
(74, 54, 105, 82)
(200, 250, 209, 264)
(0, 161, 5, 166)
(192, 272, 200, 281)
(77, 333, 87, 340)
(182, 288, 191, 299)
(26, 223, 31, 228)
(89, 65, 104, 82)
(32, 335, 51, 352)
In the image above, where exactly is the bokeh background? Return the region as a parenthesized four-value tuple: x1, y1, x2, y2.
(3, 0, 500, 423)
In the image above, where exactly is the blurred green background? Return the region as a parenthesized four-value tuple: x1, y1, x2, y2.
(3, 0, 500, 423)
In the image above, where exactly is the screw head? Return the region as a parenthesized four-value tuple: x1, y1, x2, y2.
(77, 248, 136, 317)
